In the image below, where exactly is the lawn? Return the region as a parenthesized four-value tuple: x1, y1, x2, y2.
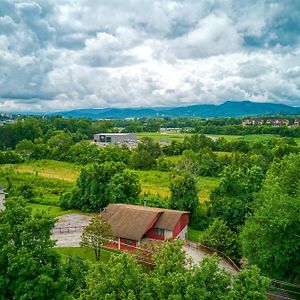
(188, 227, 202, 242)
(54, 247, 115, 263)
(29, 203, 91, 217)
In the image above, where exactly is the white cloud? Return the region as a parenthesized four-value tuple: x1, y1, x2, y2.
(0, 0, 299, 111)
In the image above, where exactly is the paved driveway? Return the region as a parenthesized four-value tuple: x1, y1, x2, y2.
(183, 244, 238, 275)
(51, 214, 92, 247)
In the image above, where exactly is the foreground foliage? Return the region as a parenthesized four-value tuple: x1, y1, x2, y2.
(241, 154, 300, 281)
(81, 242, 270, 300)
(0, 197, 66, 300)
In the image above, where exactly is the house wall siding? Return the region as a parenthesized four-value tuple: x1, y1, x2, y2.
(105, 237, 137, 251)
(172, 214, 189, 238)
(145, 228, 165, 240)
(120, 238, 137, 251)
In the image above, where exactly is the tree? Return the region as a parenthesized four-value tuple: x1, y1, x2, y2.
(81, 253, 142, 300)
(0, 197, 66, 299)
(130, 149, 156, 170)
(209, 165, 264, 230)
(107, 170, 141, 204)
(15, 139, 36, 160)
(228, 266, 270, 300)
(60, 162, 141, 211)
(200, 219, 240, 262)
(137, 137, 161, 158)
(241, 154, 300, 281)
(141, 240, 192, 299)
(169, 172, 198, 214)
(63, 256, 90, 299)
(81, 215, 113, 261)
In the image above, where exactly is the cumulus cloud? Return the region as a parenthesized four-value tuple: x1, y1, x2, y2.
(0, 0, 299, 112)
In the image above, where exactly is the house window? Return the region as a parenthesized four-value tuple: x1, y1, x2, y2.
(154, 228, 164, 236)
(100, 135, 106, 142)
(106, 136, 112, 142)
(125, 239, 132, 246)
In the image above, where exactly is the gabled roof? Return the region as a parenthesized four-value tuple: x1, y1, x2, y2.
(101, 204, 189, 241)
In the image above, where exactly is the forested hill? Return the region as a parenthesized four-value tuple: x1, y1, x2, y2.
(54, 101, 300, 119)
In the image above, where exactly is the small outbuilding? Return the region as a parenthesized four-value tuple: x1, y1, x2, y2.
(102, 204, 189, 251)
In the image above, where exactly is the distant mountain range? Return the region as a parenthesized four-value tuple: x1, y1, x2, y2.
(50, 101, 300, 119)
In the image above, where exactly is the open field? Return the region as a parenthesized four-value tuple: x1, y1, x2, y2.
(1, 160, 219, 201)
(136, 170, 219, 201)
(1, 160, 80, 182)
(29, 203, 96, 217)
(137, 132, 190, 143)
(138, 132, 285, 144)
(54, 247, 115, 263)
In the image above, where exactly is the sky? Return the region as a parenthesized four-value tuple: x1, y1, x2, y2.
(0, 0, 300, 112)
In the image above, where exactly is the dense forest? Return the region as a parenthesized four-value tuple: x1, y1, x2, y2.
(0, 116, 299, 299)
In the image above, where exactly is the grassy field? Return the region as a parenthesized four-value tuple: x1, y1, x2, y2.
(135, 170, 219, 201)
(137, 132, 190, 143)
(209, 133, 279, 142)
(197, 177, 220, 201)
(136, 170, 170, 197)
(29, 203, 95, 217)
(1, 160, 219, 201)
(54, 247, 115, 263)
(1, 160, 80, 182)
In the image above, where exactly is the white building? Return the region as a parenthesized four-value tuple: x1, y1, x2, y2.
(94, 133, 137, 146)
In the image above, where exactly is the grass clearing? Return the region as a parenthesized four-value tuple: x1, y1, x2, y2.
(137, 132, 190, 143)
(136, 170, 170, 197)
(2, 159, 219, 202)
(197, 176, 220, 202)
(1, 160, 80, 182)
(29, 203, 90, 217)
(136, 170, 219, 201)
(239, 134, 278, 142)
(164, 155, 184, 163)
(188, 227, 202, 242)
(54, 247, 115, 263)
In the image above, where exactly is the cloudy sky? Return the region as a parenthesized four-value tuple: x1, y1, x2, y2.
(0, 0, 300, 112)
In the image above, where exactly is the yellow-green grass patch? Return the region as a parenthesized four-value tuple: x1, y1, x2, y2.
(1, 160, 80, 182)
(54, 247, 115, 263)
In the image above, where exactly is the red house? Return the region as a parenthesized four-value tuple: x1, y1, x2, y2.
(102, 204, 189, 251)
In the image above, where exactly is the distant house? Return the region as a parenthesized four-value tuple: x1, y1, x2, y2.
(242, 119, 264, 126)
(0, 186, 5, 211)
(266, 119, 289, 127)
(102, 204, 189, 251)
(94, 133, 137, 146)
(294, 119, 300, 126)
